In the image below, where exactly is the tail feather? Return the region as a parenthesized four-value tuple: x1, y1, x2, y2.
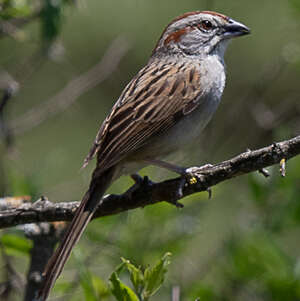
(36, 167, 115, 301)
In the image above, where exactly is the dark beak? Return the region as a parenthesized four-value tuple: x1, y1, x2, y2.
(223, 18, 250, 38)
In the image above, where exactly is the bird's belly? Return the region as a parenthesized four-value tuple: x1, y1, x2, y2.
(117, 94, 220, 177)
(148, 94, 220, 155)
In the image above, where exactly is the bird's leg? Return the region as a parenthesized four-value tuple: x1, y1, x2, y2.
(146, 159, 213, 178)
(145, 159, 187, 174)
(145, 159, 213, 206)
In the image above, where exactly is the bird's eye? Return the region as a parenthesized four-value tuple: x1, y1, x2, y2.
(199, 20, 213, 31)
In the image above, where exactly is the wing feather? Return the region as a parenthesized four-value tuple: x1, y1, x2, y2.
(83, 61, 203, 171)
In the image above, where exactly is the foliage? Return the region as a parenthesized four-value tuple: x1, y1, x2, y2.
(109, 253, 171, 301)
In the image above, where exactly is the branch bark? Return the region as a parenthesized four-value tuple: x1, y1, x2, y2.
(0, 135, 299, 229)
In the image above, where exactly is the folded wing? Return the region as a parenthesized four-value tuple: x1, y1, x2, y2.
(83, 61, 203, 171)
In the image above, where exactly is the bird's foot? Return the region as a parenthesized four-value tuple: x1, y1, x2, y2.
(184, 163, 212, 181)
(177, 164, 213, 200)
(164, 164, 214, 208)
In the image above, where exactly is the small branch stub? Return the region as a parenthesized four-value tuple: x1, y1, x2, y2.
(258, 168, 270, 178)
(280, 158, 286, 177)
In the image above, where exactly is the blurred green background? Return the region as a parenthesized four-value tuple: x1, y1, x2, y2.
(1, 0, 300, 300)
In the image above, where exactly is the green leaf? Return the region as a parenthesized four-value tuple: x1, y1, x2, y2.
(0, 233, 32, 256)
(143, 252, 171, 299)
(121, 257, 144, 295)
(109, 271, 139, 301)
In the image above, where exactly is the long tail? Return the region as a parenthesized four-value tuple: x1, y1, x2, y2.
(36, 166, 115, 301)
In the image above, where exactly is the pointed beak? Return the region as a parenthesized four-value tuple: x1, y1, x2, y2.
(223, 18, 250, 38)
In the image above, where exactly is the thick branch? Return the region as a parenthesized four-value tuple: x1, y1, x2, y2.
(0, 135, 299, 228)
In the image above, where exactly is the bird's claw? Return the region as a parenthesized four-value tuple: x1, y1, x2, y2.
(182, 165, 210, 186)
(176, 164, 213, 201)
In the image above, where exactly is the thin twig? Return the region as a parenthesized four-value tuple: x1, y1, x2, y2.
(0, 135, 299, 229)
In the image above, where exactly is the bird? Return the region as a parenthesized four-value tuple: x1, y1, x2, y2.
(37, 10, 250, 300)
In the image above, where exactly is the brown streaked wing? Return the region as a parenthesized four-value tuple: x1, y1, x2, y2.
(85, 61, 203, 172)
(83, 64, 159, 167)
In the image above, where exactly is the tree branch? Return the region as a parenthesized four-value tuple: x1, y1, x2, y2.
(0, 135, 299, 229)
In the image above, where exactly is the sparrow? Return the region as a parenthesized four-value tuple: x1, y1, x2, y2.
(37, 10, 250, 300)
